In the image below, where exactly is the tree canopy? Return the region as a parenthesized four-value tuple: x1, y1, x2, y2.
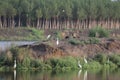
(0, 0, 120, 29)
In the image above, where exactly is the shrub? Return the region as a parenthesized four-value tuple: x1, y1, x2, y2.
(46, 56, 78, 70)
(94, 54, 107, 64)
(68, 38, 81, 45)
(21, 57, 31, 68)
(89, 26, 110, 38)
(89, 38, 100, 44)
(88, 61, 102, 69)
(29, 28, 45, 40)
(54, 31, 62, 39)
(109, 55, 120, 67)
(30, 59, 42, 68)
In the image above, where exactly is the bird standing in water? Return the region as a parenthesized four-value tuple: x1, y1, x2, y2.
(78, 61, 82, 68)
(84, 56, 88, 64)
(14, 59, 16, 69)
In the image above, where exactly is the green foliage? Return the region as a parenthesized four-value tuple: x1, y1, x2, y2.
(46, 56, 78, 70)
(109, 55, 120, 67)
(54, 31, 62, 39)
(10, 47, 18, 59)
(89, 38, 100, 44)
(1, 46, 120, 71)
(88, 61, 102, 69)
(29, 28, 45, 40)
(0, 28, 45, 41)
(68, 38, 81, 45)
(0, 0, 119, 28)
(94, 54, 107, 64)
(69, 38, 99, 45)
(89, 27, 110, 38)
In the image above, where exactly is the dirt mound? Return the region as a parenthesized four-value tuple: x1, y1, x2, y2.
(57, 39, 120, 57)
(20, 39, 120, 59)
(20, 43, 64, 59)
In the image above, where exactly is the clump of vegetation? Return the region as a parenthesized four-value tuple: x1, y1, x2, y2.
(54, 30, 62, 39)
(89, 27, 110, 38)
(28, 28, 45, 40)
(68, 38, 81, 45)
(89, 38, 100, 44)
(0, 47, 120, 71)
(69, 38, 100, 45)
(0, 28, 45, 41)
(94, 54, 107, 64)
(109, 55, 120, 67)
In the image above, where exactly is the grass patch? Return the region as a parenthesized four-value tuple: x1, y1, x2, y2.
(0, 47, 119, 71)
(68, 38, 100, 45)
(89, 26, 110, 38)
(0, 27, 45, 41)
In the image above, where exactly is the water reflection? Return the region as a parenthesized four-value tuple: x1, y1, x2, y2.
(14, 70, 16, 80)
(0, 69, 120, 80)
(84, 71, 87, 80)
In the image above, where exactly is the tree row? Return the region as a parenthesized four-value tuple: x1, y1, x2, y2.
(0, 0, 120, 29)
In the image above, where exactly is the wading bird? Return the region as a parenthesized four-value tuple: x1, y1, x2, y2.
(84, 56, 88, 64)
(78, 61, 82, 68)
(56, 38, 59, 45)
(47, 34, 51, 40)
(14, 59, 16, 69)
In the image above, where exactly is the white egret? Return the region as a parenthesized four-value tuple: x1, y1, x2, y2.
(84, 56, 88, 64)
(14, 59, 16, 69)
(56, 38, 59, 45)
(47, 34, 51, 40)
(78, 61, 82, 68)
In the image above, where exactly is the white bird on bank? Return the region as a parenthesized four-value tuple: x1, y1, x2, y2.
(47, 34, 51, 40)
(78, 61, 82, 68)
(56, 38, 59, 45)
(84, 56, 88, 64)
(14, 59, 16, 69)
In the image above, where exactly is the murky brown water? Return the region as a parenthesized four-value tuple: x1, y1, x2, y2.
(0, 69, 120, 80)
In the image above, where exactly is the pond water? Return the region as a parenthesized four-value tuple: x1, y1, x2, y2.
(0, 69, 120, 80)
(0, 41, 35, 51)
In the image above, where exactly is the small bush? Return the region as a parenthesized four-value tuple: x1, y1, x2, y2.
(29, 28, 45, 40)
(94, 54, 107, 64)
(46, 56, 78, 70)
(54, 31, 62, 39)
(89, 26, 110, 38)
(68, 38, 81, 45)
(109, 55, 120, 67)
(89, 38, 100, 44)
(89, 61, 102, 69)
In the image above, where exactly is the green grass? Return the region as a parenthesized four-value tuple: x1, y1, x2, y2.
(89, 26, 110, 38)
(0, 27, 45, 41)
(68, 38, 100, 45)
(0, 47, 119, 71)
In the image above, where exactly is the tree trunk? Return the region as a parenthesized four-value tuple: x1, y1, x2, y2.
(18, 14, 21, 27)
(37, 18, 40, 28)
(12, 16, 15, 28)
(0, 16, 2, 28)
(26, 17, 31, 27)
(3, 16, 7, 27)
